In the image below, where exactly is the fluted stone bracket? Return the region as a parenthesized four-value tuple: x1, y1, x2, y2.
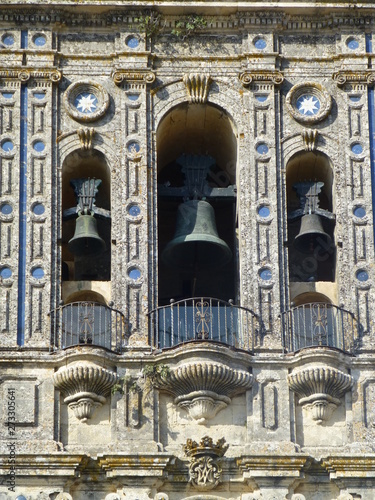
(333, 70, 375, 87)
(183, 73, 212, 103)
(184, 436, 228, 491)
(53, 362, 118, 422)
(77, 127, 96, 150)
(155, 361, 253, 424)
(239, 70, 284, 87)
(302, 128, 318, 152)
(288, 366, 352, 424)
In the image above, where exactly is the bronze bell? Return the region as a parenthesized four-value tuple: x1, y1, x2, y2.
(294, 213, 332, 254)
(68, 213, 106, 256)
(162, 200, 232, 269)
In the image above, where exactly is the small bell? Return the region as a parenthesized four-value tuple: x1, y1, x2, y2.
(162, 200, 232, 270)
(68, 213, 106, 256)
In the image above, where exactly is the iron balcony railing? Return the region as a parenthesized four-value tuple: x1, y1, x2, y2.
(148, 297, 261, 351)
(281, 302, 360, 354)
(49, 301, 126, 353)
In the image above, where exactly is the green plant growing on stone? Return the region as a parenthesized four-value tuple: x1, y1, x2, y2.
(172, 14, 208, 39)
(111, 364, 170, 396)
(134, 11, 163, 37)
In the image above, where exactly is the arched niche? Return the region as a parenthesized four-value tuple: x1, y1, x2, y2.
(61, 149, 111, 282)
(286, 151, 336, 283)
(156, 102, 238, 305)
(64, 290, 107, 305)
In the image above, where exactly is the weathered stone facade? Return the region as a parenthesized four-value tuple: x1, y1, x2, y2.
(1, 1, 375, 499)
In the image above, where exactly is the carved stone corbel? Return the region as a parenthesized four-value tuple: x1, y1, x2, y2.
(183, 73, 212, 103)
(154, 361, 253, 424)
(184, 436, 228, 491)
(53, 362, 118, 422)
(77, 127, 96, 150)
(302, 128, 318, 151)
(288, 366, 352, 424)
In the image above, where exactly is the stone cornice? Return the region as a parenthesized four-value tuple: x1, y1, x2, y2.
(0, 454, 87, 476)
(112, 70, 156, 85)
(237, 455, 310, 477)
(98, 454, 172, 477)
(322, 456, 375, 478)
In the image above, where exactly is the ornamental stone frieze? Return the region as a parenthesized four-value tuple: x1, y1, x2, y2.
(112, 69, 156, 85)
(333, 71, 375, 87)
(53, 362, 118, 422)
(154, 360, 253, 423)
(184, 436, 228, 491)
(288, 366, 352, 424)
(183, 73, 212, 103)
(239, 70, 284, 87)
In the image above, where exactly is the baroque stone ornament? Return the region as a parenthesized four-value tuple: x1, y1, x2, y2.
(154, 361, 253, 423)
(286, 82, 332, 124)
(112, 70, 156, 85)
(333, 70, 375, 86)
(239, 70, 284, 86)
(184, 436, 228, 491)
(288, 366, 352, 424)
(53, 362, 118, 422)
(63, 80, 110, 123)
(183, 73, 212, 103)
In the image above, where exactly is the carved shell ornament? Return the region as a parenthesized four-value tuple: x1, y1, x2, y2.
(63, 80, 110, 123)
(286, 82, 332, 124)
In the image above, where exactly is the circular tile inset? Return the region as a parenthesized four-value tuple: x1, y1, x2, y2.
(128, 204, 141, 217)
(259, 268, 272, 281)
(0, 267, 12, 279)
(258, 205, 271, 218)
(256, 143, 269, 155)
(254, 37, 267, 50)
(1, 140, 14, 153)
(351, 143, 363, 155)
(346, 37, 359, 50)
(33, 203, 45, 215)
(353, 206, 366, 218)
(2, 34, 14, 46)
(356, 269, 369, 282)
(286, 82, 332, 124)
(126, 36, 140, 49)
(128, 267, 141, 280)
(0, 203, 12, 215)
(33, 34, 47, 46)
(64, 80, 110, 123)
(32, 267, 44, 279)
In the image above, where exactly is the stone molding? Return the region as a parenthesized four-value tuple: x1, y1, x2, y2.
(53, 362, 118, 422)
(237, 455, 309, 478)
(112, 70, 156, 85)
(322, 455, 375, 478)
(239, 70, 284, 87)
(155, 361, 253, 423)
(0, 68, 61, 82)
(287, 366, 352, 424)
(97, 454, 172, 478)
(184, 436, 228, 491)
(183, 73, 212, 103)
(333, 71, 375, 86)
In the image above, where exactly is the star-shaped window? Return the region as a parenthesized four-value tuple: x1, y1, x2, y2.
(296, 95, 321, 116)
(74, 93, 98, 114)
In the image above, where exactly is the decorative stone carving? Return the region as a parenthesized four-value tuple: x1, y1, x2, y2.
(63, 80, 110, 122)
(301, 128, 318, 151)
(287, 366, 352, 424)
(333, 70, 375, 86)
(56, 494, 73, 500)
(53, 362, 118, 422)
(183, 73, 212, 103)
(0, 68, 62, 82)
(239, 70, 284, 86)
(155, 361, 253, 423)
(77, 127, 96, 150)
(155, 494, 169, 500)
(286, 82, 332, 124)
(184, 436, 228, 491)
(112, 70, 156, 85)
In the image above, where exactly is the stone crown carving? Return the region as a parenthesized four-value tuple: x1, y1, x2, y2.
(287, 366, 352, 424)
(53, 362, 118, 422)
(155, 361, 253, 423)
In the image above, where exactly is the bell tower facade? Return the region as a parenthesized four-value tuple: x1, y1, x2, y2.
(1, 2, 375, 500)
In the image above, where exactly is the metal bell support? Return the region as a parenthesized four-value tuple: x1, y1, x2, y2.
(162, 199, 232, 269)
(68, 211, 106, 256)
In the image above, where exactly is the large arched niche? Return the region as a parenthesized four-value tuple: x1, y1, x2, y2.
(157, 101, 237, 182)
(61, 148, 111, 282)
(156, 102, 238, 305)
(286, 150, 336, 284)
